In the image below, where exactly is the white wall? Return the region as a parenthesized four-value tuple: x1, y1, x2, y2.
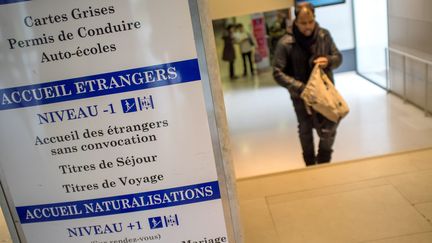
(388, 0, 432, 55)
(315, 0, 355, 50)
(208, 0, 293, 20)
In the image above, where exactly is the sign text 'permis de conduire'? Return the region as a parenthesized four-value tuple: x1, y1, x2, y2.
(6, 5, 141, 63)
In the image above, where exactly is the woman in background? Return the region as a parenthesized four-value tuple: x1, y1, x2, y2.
(222, 24, 237, 80)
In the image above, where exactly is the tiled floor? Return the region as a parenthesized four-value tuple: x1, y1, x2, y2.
(237, 149, 432, 243)
(223, 71, 432, 179)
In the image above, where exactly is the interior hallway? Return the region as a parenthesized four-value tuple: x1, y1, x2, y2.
(221, 62, 432, 242)
(214, 17, 432, 179)
(223, 69, 432, 179)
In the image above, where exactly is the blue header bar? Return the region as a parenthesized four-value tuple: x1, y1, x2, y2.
(16, 181, 221, 224)
(0, 0, 29, 5)
(0, 59, 201, 111)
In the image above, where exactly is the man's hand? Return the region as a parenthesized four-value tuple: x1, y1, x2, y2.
(314, 57, 329, 68)
(288, 80, 305, 96)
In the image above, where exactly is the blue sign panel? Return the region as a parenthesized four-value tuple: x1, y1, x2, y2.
(0, 0, 29, 5)
(296, 0, 345, 7)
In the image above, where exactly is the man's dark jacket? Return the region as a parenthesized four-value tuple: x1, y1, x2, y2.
(272, 25, 342, 96)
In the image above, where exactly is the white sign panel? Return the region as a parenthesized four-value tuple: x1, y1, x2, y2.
(0, 0, 229, 242)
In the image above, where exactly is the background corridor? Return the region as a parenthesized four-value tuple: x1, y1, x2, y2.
(222, 69, 432, 178)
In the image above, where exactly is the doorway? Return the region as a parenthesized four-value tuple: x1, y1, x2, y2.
(353, 0, 389, 89)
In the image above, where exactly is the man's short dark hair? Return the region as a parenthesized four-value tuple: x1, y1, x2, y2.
(294, 2, 315, 18)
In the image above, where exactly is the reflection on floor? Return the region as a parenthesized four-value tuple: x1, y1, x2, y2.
(237, 148, 432, 243)
(223, 70, 432, 179)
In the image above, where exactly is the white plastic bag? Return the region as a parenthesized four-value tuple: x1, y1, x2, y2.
(300, 64, 349, 122)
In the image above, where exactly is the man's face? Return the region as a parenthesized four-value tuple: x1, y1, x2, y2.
(295, 10, 316, 36)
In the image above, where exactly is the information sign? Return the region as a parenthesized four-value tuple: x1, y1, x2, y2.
(0, 0, 231, 242)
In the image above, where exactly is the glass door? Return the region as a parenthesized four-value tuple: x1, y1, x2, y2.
(353, 0, 389, 88)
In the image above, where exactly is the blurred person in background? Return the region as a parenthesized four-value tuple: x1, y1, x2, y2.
(269, 12, 287, 59)
(234, 23, 255, 77)
(222, 24, 238, 80)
